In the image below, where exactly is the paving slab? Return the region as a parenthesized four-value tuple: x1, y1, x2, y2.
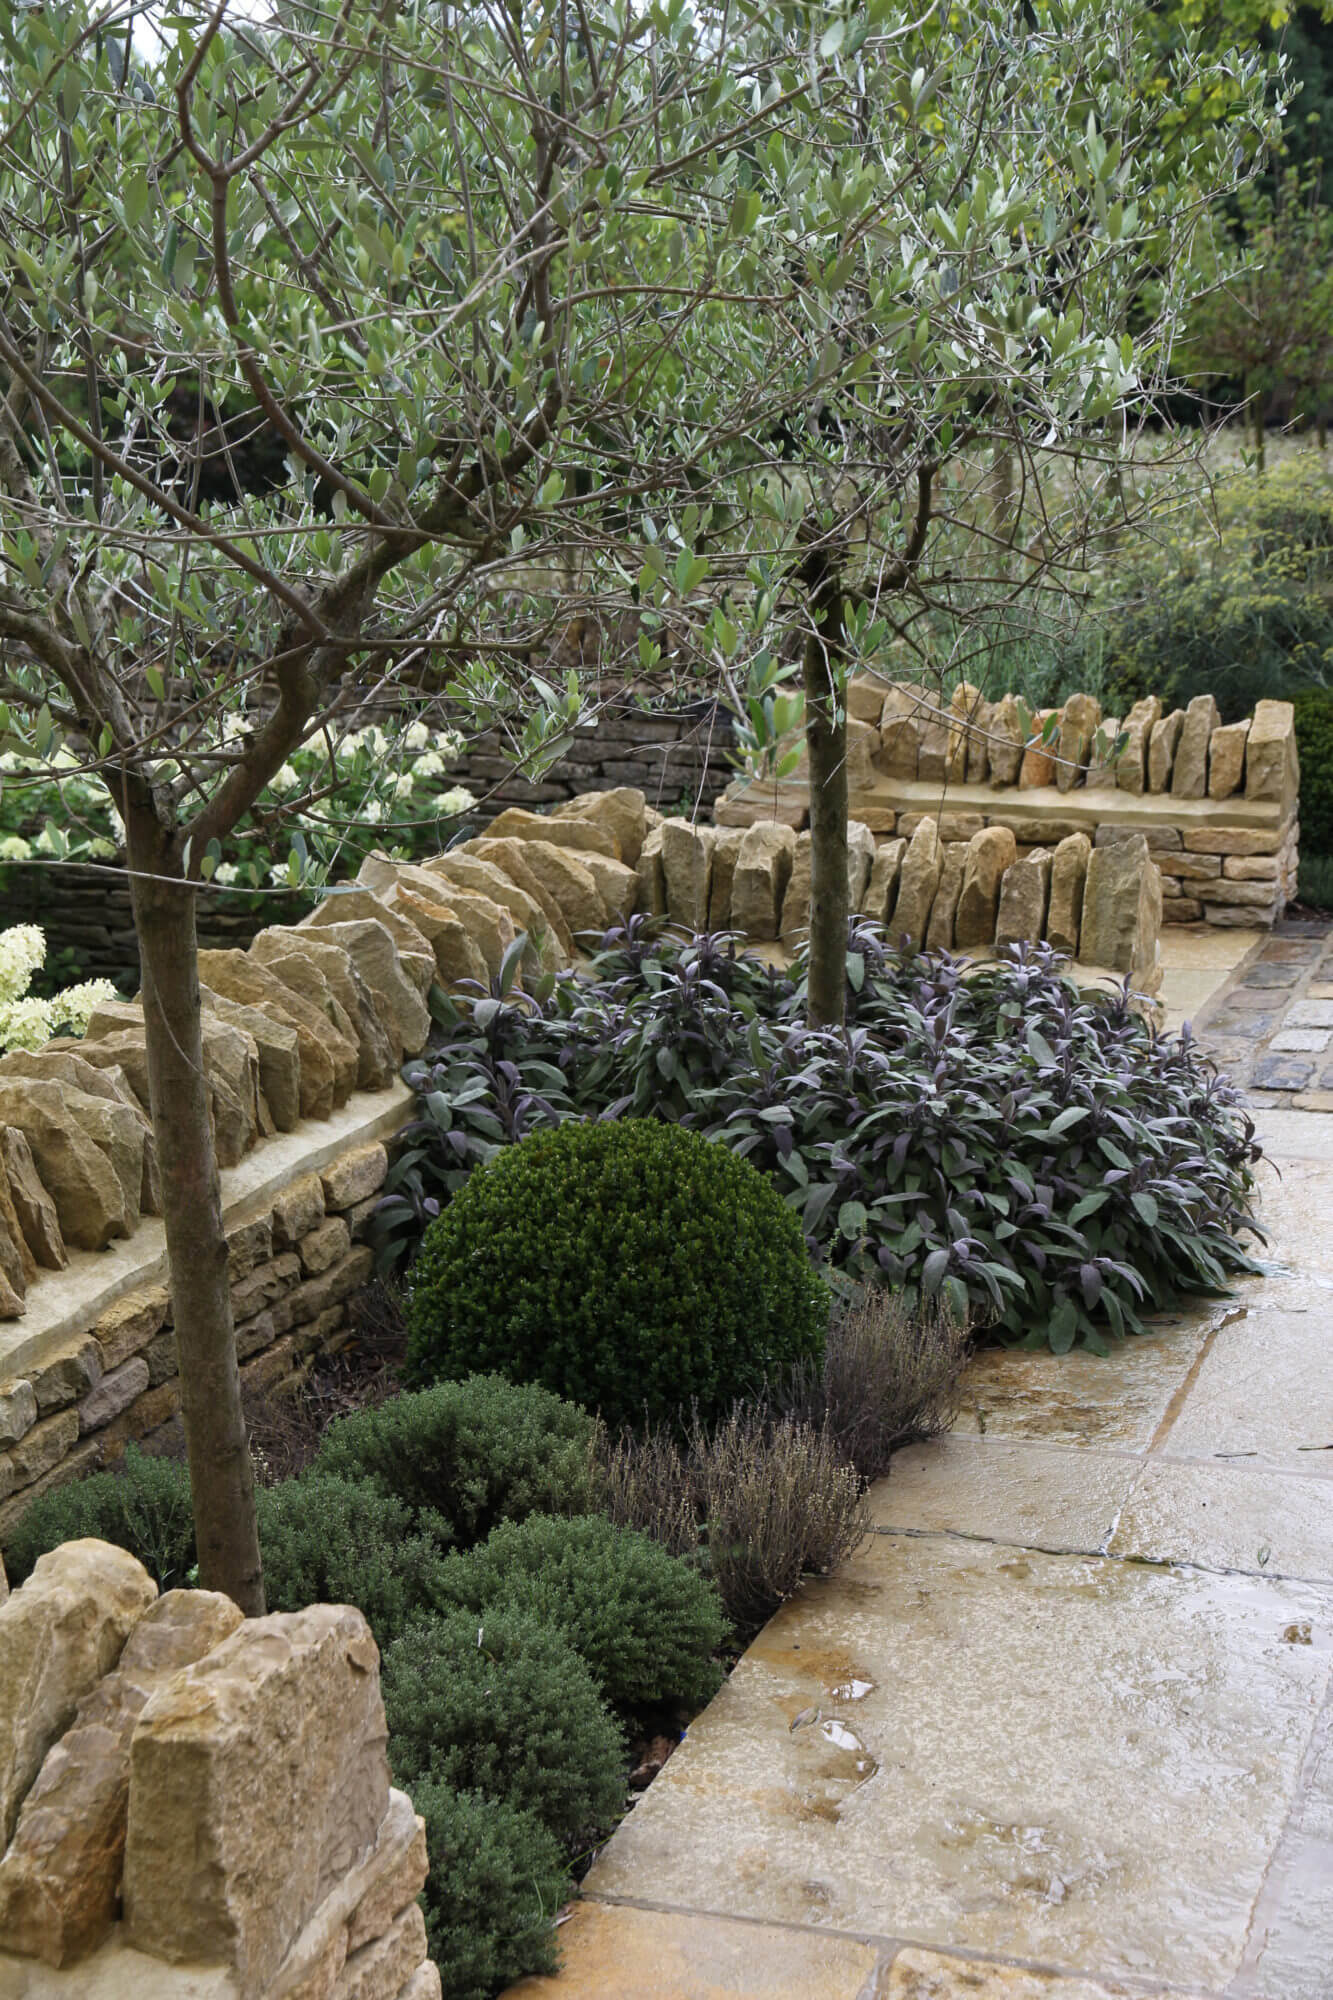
(584, 1537, 1333, 1992)
(870, 1439, 1134, 1556)
(502, 1902, 885, 1997)
(1252, 1157, 1333, 1272)
(1154, 1303, 1333, 1474)
(1250, 1106, 1333, 1162)
(883, 1948, 1162, 1997)
(1109, 1460, 1333, 1581)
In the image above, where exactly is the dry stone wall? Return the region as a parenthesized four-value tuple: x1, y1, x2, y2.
(0, 1538, 439, 1998)
(716, 684, 1301, 932)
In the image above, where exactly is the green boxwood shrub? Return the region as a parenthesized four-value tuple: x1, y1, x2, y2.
(2, 1445, 195, 1588)
(256, 1475, 452, 1648)
(437, 1512, 728, 1716)
(411, 1781, 568, 2000)
(404, 1120, 829, 1430)
(383, 1605, 624, 1843)
(313, 1374, 597, 1548)
(1293, 688, 1333, 860)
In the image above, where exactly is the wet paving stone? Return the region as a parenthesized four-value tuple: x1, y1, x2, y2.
(1243, 965, 1305, 989)
(1253, 1056, 1317, 1090)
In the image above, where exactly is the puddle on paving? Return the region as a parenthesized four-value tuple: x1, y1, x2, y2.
(783, 1708, 879, 1826)
(828, 1677, 875, 1701)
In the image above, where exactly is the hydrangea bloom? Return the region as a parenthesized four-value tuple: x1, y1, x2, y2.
(0, 926, 121, 1052)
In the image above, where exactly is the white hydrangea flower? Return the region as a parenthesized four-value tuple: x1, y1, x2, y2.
(0, 994, 54, 1052)
(437, 728, 465, 759)
(0, 925, 46, 1004)
(412, 751, 445, 780)
(438, 786, 475, 816)
(0, 835, 32, 860)
(404, 720, 432, 749)
(391, 773, 418, 801)
(48, 978, 119, 1037)
(268, 763, 301, 795)
(84, 838, 117, 860)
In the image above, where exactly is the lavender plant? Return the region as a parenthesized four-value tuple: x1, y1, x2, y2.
(372, 926, 1264, 1356)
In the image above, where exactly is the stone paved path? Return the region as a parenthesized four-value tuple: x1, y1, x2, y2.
(507, 935, 1333, 2000)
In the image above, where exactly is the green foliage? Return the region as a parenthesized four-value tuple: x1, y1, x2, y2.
(1298, 848, 1333, 908)
(382, 1606, 624, 1844)
(437, 1513, 729, 1716)
(1, 1446, 195, 1588)
(409, 1781, 568, 2000)
(313, 1375, 597, 1549)
(404, 1121, 829, 1432)
(1293, 689, 1333, 856)
(1098, 460, 1333, 721)
(256, 1475, 452, 1648)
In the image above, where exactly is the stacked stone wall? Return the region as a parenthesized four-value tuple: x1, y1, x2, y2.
(0, 1539, 439, 1997)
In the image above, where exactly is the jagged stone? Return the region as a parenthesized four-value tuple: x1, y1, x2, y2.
(1115, 696, 1162, 795)
(322, 1144, 388, 1211)
(473, 838, 607, 940)
(946, 683, 984, 782)
(201, 986, 304, 1129)
(484, 806, 621, 859)
(705, 827, 746, 930)
(925, 841, 968, 951)
(875, 712, 920, 780)
(1246, 698, 1299, 804)
(1084, 715, 1121, 791)
(418, 855, 567, 975)
(336, 1900, 429, 2000)
(459, 841, 576, 956)
(987, 694, 1025, 787)
(0, 1083, 129, 1251)
(965, 698, 994, 784)
(196, 953, 342, 1121)
(1171, 693, 1220, 800)
(77, 1009, 256, 1174)
(1079, 832, 1162, 976)
(124, 1605, 390, 1995)
(1057, 693, 1101, 793)
(847, 822, 876, 912)
(0, 1540, 157, 1849)
(656, 820, 713, 931)
(888, 819, 942, 949)
(1208, 719, 1250, 800)
(78, 1358, 150, 1435)
(288, 920, 430, 1061)
(917, 706, 950, 783)
(0, 1588, 242, 1967)
(1018, 710, 1059, 789)
(239, 953, 363, 1102)
(580, 852, 640, 922)
(29, 1335, 102, 1416)
(859, 837, 906, 924)
(0, 1149, 33, 1301)
(635, 824, 668, 921)
(731, 824, 796, 941)
(1046, 831, 1093, 957)
(552, 787, 649, 868)
(954, 826, 1018, 949)
(0, 1380, 36, 1447)
(272, 1173, 327, 1251)
(995, 848, 1053, 950)
(300, 892, 434, 996)
(1147, 709, 1184, 793)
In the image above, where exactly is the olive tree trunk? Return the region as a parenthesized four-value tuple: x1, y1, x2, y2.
(125, 804, 265, 1614)
(801, 548, 848, 1029)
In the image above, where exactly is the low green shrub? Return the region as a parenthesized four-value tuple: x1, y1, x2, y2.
(404, 1120, 829, 1431)
(437, 1512, 728, 1715)
(1298, 848, 1333, 911)
(1, 1445, 195, 1587)
(1293, 689, 1333, 858)
(313, 1375, 597, 1547)
(410, 1780, 569, 2000)
(256, 1475, 452, 1647)
(382, 1605, 624, 1843)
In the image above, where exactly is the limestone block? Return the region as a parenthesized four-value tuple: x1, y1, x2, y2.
(1160, 872, 1184, 896)
(917, 706, 950, 783)
(0, 1083, 129, 1251)
(0, 1540, 157, 1848)
(196, 952, 344, 1122)
(381, 888, 490, 991)
(236, 954, 361, 1102)
(875, 714, 920, 780)
(1095, 822, 1183, 853)
(847, 822, 876, 911)
(322, 1144, 388, 1211)
(230, 1255, 301, 1324)
(124, 1604, 391, 1996)
(987, 694, 1025, 787)
(946, 683, 984, 782)
(711, 781, 807, 831)
(0, 1268, 21, 1322)
(0, 1380, 36, 1447)
(0, 1155, 34, 1301)
(1057, 693, 1101, 793)
(1079, 832, 1162, 976)
(235, 1311, 277, 1362)
(1182, 823, 1286, 856)
(98, 1377, 181, 1463)
(417, 856, 566, 977)
(966, 699, 994, 785)
(335, 1900, 428, 2000)
(704, 827, 745, 931)
(1045, 832, 1092, 958)
(296, 921, 431, 1059)
(1083, 715, 1121, 791)
(1171, 693, 1220, 800)
(553, 787, 650, 869)
(0, 1588, 242, 1967)
(5, 1406, 76, 1488)
(384, 865, 517, 979)
(250, 930, 398, 1092)
(792, 714, 877, 792)
(580, 852, 640, 923)
(659, 820, 714, 931)
(399, 1965, 443, 2000)
(1017, 710, 1058, 789)
(30, 1335, 103, 1415)
(954, 827, 1018, 949)
(460, 841, 576, 956)
(995, 849, 1053, 950)
(1147, 709, 1184, 793)
(888, 819, 942, 950)
(486, 805, 623, 861)
(1246, 698, 1299, 804)
(202, 989, 304, 1130)
(94, 1287, 170, 1373)
(226, 1213, 275, 1280)
(897, 812, 985, 844)
(345, 1811, 429, 1955)
(1204, 900, 1280, 926)
(778, 832, 812, 944)
(1224, 853, 1281, 881)
(1197, 877, 1282, 907)
(1157, 852, 1222, 880)
(0, 1050, 160, 1217)
(300, 893, 435, 998)
(731, 824, 796, 941)
(845, 673, 887, 724)
(634, 822, 668, 922)
(859, 838, 906, 924)
(1208, 718, 1250, 800)
(76, 1359, 151, 1437)
(273, 1174, 327, 1252)
(76, 1016, 251, 1178)
(1114, 697, 1161, 794)
(880, 680, 929, 719)
(1163, 897, 1205, 924)
(478, 839, 606, 940)
(299, 1217, 351, 1279)
(925, 841, 968, 951)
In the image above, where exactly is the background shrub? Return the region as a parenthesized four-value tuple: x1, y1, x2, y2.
(437, 1512, 729, 1715)
(2, 1445, 194, 1587)
(256, 1475, 452, 1648)
(1293, 687, 1333, 862)
(404, 1120, 829, 1429)
(409, 1780, 569, 2000)
(313, 1374, 597, 1548)
(382, 1605, 624, 1844)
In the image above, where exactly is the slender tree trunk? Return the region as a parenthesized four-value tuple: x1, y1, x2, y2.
(801, 547, 848, 1030)
(1249, 376, 1266, 474)
(125, 804, 265, 1615)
